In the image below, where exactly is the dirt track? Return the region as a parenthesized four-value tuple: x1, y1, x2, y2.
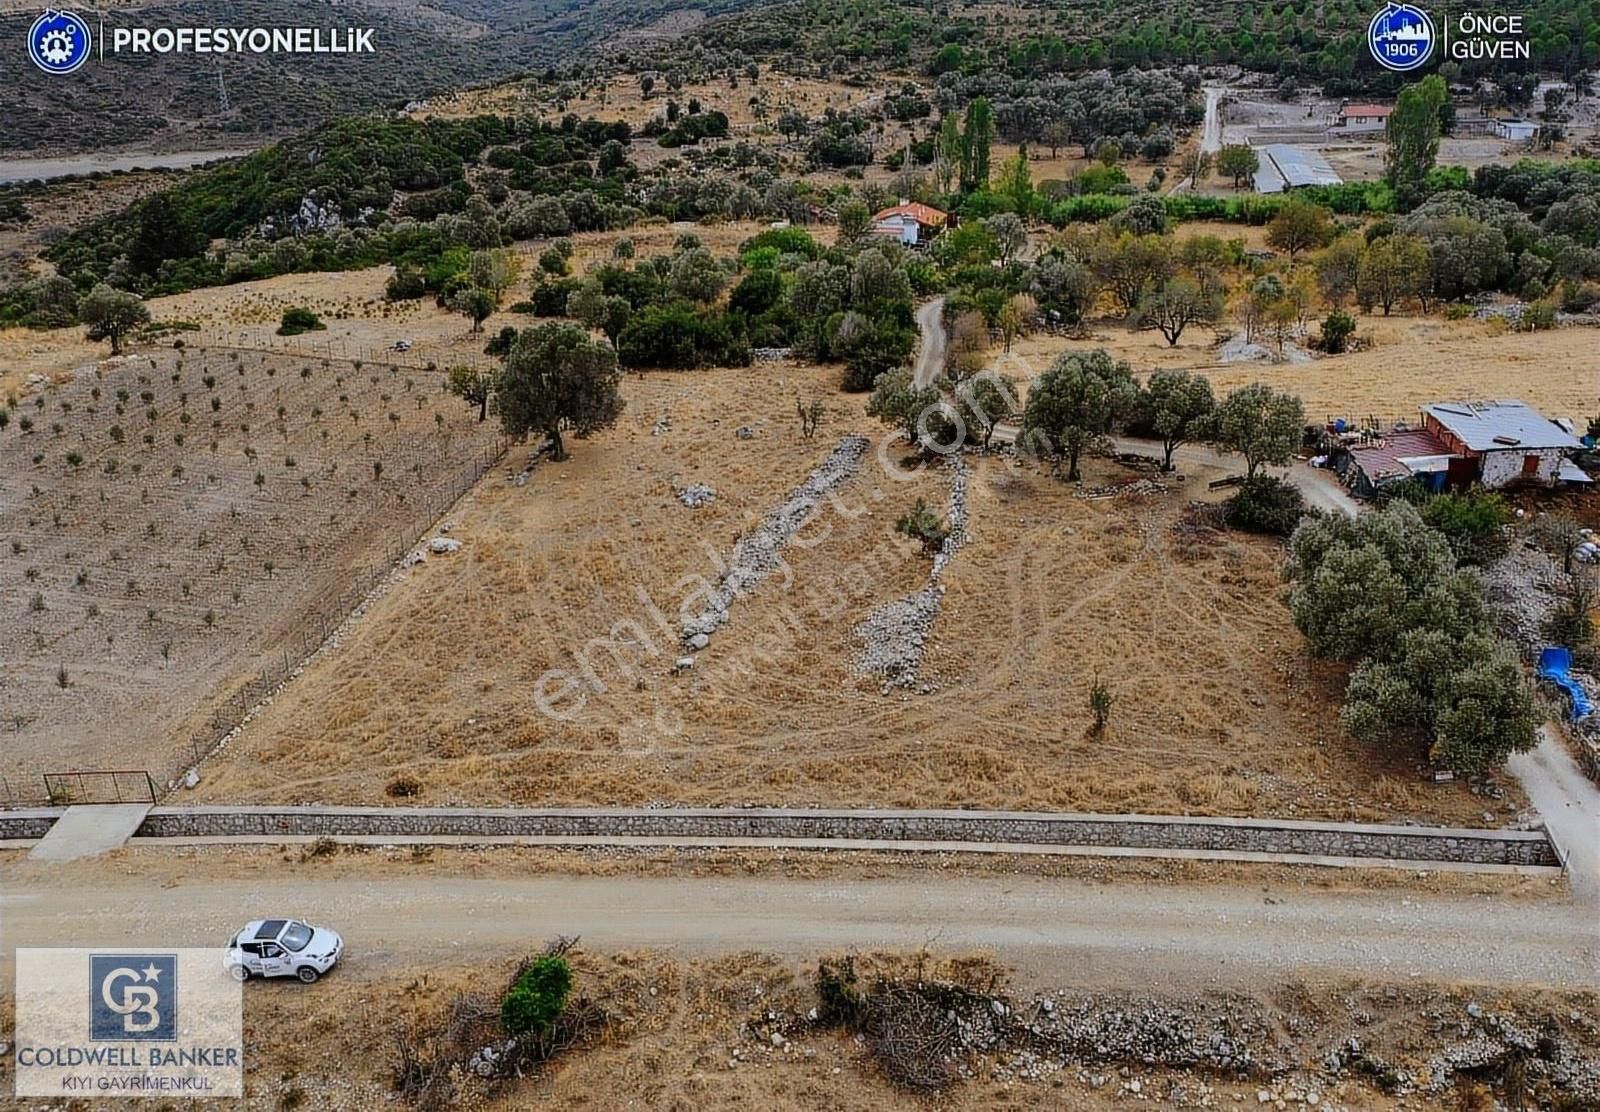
(4, 870, 1594, 990)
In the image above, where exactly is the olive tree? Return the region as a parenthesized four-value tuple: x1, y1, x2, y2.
(1019, 349, 1138, 480)
(1139, 369, 1215, 471)
(495, 323, 625, 461)
(81, 284, 150, 355)
(1212, 383, 1304, 479)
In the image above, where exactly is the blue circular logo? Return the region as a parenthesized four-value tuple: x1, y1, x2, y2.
(1368, 3, 1435, 72)
(28, 9, 92, 75)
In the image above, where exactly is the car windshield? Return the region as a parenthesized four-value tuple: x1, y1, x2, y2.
(280, 922, 314, 952)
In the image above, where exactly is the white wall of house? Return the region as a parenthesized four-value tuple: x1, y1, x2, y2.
(1479, 446, 1567, 487)
(874, 215, 919, 245)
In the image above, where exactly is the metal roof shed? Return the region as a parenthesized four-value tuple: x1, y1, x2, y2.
(1253, 144, 1344, 194)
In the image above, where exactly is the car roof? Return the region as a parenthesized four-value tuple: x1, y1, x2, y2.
(251, 919, 289, 941)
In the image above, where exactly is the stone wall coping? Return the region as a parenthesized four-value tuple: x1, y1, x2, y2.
(0, 808, 66, 821)
(132, 805, 1546, 842)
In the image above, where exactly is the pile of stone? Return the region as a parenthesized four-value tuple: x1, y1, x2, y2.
(681, 435, 869, 648)
(854, 458, 968, 688)
(677, 483, 716, 508)
(1483, 540, 1567, 654)
(852, 587, 940, 687)
(751, 348, 794, 362)
(1073, 477, 1169, 500)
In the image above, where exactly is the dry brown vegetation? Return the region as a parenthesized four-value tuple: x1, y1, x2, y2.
(188, 348, 1519, 824)
(1008, 310, 1598, 424)
(1, 941, 1588, 1111)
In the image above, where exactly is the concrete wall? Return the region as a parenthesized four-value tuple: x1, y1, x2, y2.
(117, 806, 1561, 867)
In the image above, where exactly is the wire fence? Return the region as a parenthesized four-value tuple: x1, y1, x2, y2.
(150, 434, 510, 797)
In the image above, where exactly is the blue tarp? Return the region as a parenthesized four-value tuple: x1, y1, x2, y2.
(1539, 647, 1596, 721)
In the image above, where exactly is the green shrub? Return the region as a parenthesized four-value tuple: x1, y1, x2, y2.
(1224, 476, 1307, 536)
(277, 307, 325, 336)
(1420, 489, 1510, 566)
(1319, 310, 1356, 354)
(500, 956, 572, 1037)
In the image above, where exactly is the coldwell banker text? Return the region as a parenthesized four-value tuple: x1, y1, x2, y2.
(109, 26, 375, 54)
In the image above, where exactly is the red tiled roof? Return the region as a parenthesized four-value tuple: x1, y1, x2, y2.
(872, 202, 948, 227)
(1340, 103, 1393, 118)
(1347, 428, 1454, 479)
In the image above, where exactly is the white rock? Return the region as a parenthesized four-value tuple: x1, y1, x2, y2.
(428, 537, 463, 555)
(183, 769, 200, 789)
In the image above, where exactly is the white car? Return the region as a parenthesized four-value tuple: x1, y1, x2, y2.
(224, 919, 343, 983)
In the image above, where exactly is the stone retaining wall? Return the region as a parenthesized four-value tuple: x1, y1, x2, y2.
(120, 807, 1560, 867)
(0, 809, 66, 840)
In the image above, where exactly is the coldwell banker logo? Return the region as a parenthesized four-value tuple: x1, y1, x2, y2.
(1368, 2, 1436, 72)
(90, 954, 178, 1041)
(27, 8, 91, 74)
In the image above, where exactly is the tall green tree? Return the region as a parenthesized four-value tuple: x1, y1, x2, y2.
(495, 323, 625, 461)
(959, 97, 994, 193)
(1385, 75, 1448, 209)
(1020, 349, 1138, 480)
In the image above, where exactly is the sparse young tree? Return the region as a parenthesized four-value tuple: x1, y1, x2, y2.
(81, 284, 150, 355)
(494, 323, 625, 461)
(796, 397, 824, 440)
(836, 201, 873, 249)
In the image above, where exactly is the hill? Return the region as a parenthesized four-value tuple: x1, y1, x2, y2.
(0, 0, 759, 155)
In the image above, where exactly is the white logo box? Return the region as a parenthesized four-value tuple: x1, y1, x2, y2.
(15, 948, 242, 1099)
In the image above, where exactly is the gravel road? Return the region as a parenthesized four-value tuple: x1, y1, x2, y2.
(5, 872, 1593, 990)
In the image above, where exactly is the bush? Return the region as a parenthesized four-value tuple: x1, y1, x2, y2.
(1420, 489, 1510, 566)
(895, 498, 947, 555)
(617, 302, 750, 369)
(1224, 476, 1307, 536)
(277, 307, 325, 336)
(1319, 310, 1356, 354)
(500, 956, 572, 1037)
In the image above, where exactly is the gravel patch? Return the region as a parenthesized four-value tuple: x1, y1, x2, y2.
(681, 435, 869, 646)
(1218, 334, 1314, 365)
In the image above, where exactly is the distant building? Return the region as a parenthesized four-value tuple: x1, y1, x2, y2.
(1252, 144, 1343, 194)
(1329, 400, 1588, 498)
(871, 201, 948, 246)
(1493, 118, 1538, 142)
(1337, 103, 1393, 128)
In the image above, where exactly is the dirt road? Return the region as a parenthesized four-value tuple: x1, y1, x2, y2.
(4, 872, 1593, 989)
(912, 297, 946, 389)
(1510, 729, 1600, 902)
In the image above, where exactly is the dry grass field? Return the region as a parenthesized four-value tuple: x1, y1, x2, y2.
(0, 341, 501, 794)
(189, 348, 1516, 824)
(1008, 313, 1599, 427)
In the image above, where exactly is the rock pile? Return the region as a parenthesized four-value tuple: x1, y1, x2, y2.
(751, 347, 795, 362)
(677, 483, 716, 508)
(681, 435, 869, 647)
(1073, 477, 1169, 500)
(854, 458, 968, 688)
